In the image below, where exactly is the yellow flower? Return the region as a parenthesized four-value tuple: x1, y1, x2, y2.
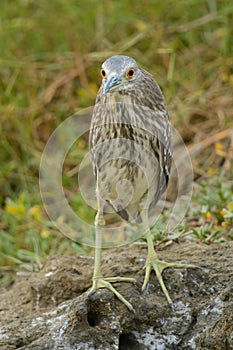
(29, 206, 42, 221)
(215, 143, 224, 151)
(204, 212, 212, 219)
(41, 229, 50, 238)
(208, 168, 216, 175)
(215, 143, 226, 156)
(227, 202, 233, 211)
(220, 209, 227, 217)
(135, 20, 148, 32)
(5, 198, 26, 215)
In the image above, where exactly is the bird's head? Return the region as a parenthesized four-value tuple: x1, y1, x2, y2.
(100, 55, 139, 94)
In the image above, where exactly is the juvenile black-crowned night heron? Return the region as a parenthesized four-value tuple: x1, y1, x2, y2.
(89, 55, 196, 311)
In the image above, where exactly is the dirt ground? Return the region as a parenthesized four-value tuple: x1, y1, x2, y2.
(0, 241, 233, 349)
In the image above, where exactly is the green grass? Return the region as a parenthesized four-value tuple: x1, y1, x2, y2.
(0, 0, 232, 285)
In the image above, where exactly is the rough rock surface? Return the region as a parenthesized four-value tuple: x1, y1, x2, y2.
(0, 241, 233, 350)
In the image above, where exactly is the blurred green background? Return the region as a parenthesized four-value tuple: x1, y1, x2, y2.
(0, 0, 232, 285)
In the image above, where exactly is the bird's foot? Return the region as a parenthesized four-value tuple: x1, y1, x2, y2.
(88, 276, 136, 312)
(142, 257, 198, 304)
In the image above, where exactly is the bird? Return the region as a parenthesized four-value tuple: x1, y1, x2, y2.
(89, 55, 196, 311)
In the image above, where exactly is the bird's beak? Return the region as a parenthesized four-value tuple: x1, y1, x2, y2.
(104, 74, 122, 94)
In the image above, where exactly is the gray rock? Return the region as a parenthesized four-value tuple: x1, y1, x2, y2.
(0, 242, 232, 349)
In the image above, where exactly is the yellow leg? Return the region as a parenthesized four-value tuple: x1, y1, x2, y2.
(142, 228, 198, 304)
(140, 205, 197, 304)
(88, 211, 136, 312)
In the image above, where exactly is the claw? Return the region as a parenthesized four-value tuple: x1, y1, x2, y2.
(88, 276, 136, 312)
(142, 258, 198, 304)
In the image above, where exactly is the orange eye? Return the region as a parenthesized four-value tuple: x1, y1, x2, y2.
(127, 68, 135, 79)
(101, 69, 107, 78)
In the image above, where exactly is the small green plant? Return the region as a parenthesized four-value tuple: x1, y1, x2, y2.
(184, 175, 233, 243)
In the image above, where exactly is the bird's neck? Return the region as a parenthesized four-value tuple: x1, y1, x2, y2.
(105, 91, 132, 104)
